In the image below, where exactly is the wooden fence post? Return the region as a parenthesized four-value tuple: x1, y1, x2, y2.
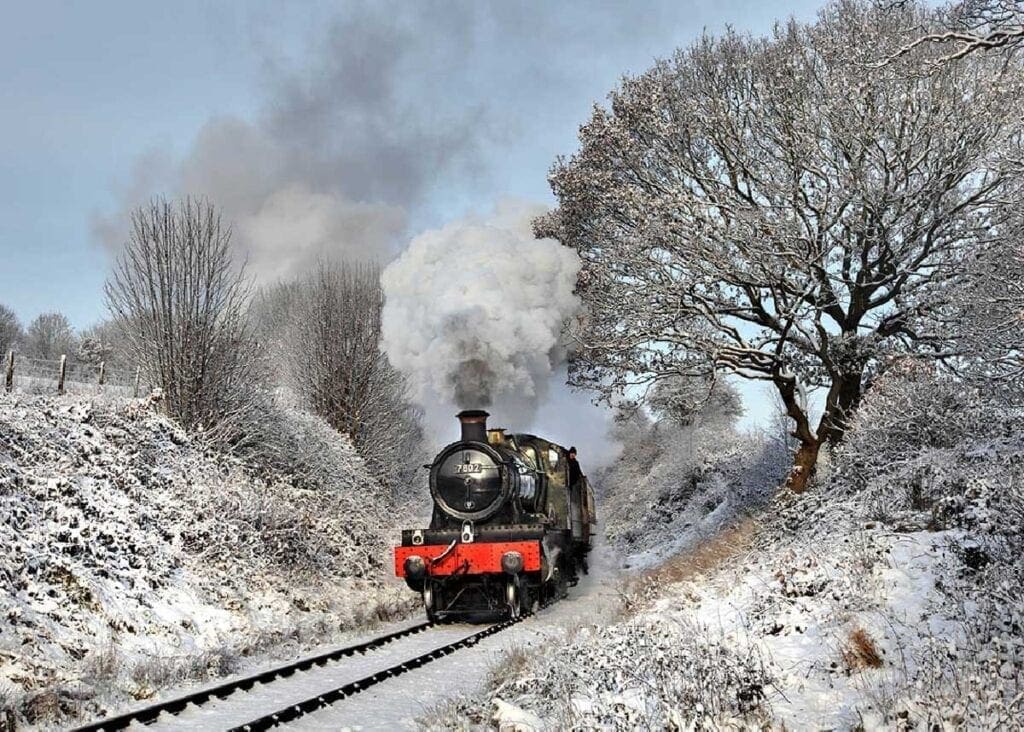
(4, 351, 12, 393)
(57, 355, 67, 395)
(133, 365, 141, 398)
(98, 361, 106, 387)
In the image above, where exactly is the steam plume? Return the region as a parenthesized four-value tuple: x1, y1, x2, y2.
(381, 199, 580, 426)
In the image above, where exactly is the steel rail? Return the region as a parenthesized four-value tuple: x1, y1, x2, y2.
(229, 602, 551, 731)
(69, 621, 434, 732)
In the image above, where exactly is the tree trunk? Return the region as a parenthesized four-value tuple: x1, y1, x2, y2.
(818, 372, 863, 446)
(786, 437, 820, 493)
(784, 370, 863, 493)
(773, 371, 821, 493)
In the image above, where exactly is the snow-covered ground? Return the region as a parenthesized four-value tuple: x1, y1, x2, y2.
(5, 369, 1020, 731)
(0, 392, 418, 730)
(75, 539, 622, 731)
(430, 371, 1024, 730)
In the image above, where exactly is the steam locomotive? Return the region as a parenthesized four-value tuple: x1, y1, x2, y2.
(394, 410, 596, 620)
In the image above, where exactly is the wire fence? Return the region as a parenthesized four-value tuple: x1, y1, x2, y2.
(3, 352, 150, 398)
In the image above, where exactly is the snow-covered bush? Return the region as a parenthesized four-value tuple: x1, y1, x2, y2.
(825, 364, 1024, 725)
(498, 618, 771, 729)
(426, 616, 772, 730)
(596, 396, 787, 561)
(833, 364, 1023, 536)
(0, 392, 415, 729)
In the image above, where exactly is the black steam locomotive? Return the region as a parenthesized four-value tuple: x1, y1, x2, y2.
(395, 410, 596, 620)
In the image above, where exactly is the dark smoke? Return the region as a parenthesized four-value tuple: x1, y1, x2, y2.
(94, 2, 496, 281)
(94, 1, 720, 281)
(450, 358, 497, 409)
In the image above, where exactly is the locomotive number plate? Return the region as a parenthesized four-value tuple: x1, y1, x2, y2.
(455, 463, 483, 474)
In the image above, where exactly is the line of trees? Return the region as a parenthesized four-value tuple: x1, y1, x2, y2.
(5, 196, 423, 491)
(0, 304, 129, 368)
(538, 0, 1024, 491)
(100, 196, 422, 490)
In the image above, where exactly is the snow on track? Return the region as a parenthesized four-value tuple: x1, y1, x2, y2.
(139, 623, 482, 730)
(290, 546, 622, 730)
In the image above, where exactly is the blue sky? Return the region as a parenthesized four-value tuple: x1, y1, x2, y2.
(0, 0, 828, 427)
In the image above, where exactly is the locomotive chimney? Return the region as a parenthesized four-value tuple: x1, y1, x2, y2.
(456, 410, 489, 443)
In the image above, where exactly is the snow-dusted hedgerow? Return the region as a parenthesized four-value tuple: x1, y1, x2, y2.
(434, 368, 1023, 729)
(0, 392, 415, 729)
(825, 366, 1024, 727)
(595, 404, 788, 565)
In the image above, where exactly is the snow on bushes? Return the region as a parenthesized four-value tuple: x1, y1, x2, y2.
(436, 367, 1023, 729)
(596, 399, 787, 565)
(489, 617, 771, 729)
(826, 365, 1024, 726)
(833, 364, 1023, 534)
(0, 392, 414, 729)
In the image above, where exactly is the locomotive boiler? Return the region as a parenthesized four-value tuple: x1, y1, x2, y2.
(394, 410, 596, 620)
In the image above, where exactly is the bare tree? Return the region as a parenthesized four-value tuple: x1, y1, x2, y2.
(648, 375, 743, 429)
(264, 262, 423, 489)
(24, 312, 77, 361)
(77, 319, 131, 368)
(106, 197, 262, 436)
(537, 0, 1024, 491)
(0, 304, 22, 357)
(892, 0, 1024, 62)
(943, 235, 1024, 389)
(250, 280, 304, 387)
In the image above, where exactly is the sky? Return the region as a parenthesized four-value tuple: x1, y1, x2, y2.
(0, 0, 828, 430)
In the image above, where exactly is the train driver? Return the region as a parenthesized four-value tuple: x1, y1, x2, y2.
(567, 445, 582, 488)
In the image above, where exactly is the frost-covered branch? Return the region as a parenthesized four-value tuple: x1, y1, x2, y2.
(540, 0, 1024, 490)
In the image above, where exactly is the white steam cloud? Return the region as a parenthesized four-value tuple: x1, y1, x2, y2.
(381, 199, 580, 427)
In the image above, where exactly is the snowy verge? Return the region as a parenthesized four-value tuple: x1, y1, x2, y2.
(0, 392, 417, 730)
(429, 371, 1023, 729)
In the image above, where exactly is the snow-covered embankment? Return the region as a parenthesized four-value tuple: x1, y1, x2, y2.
(0, 393, 415, 729)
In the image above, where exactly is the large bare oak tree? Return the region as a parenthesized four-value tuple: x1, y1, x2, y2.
(537, 0, 1024, 491)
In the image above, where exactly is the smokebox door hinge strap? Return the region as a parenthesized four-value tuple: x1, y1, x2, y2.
(431, 539, 457, 565)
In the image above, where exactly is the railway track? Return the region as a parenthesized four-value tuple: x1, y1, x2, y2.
(71, 606, 542, 731)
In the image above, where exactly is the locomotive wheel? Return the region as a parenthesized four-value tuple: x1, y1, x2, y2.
(505, 577, 522, 619)
(423, 582, 439, 623)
